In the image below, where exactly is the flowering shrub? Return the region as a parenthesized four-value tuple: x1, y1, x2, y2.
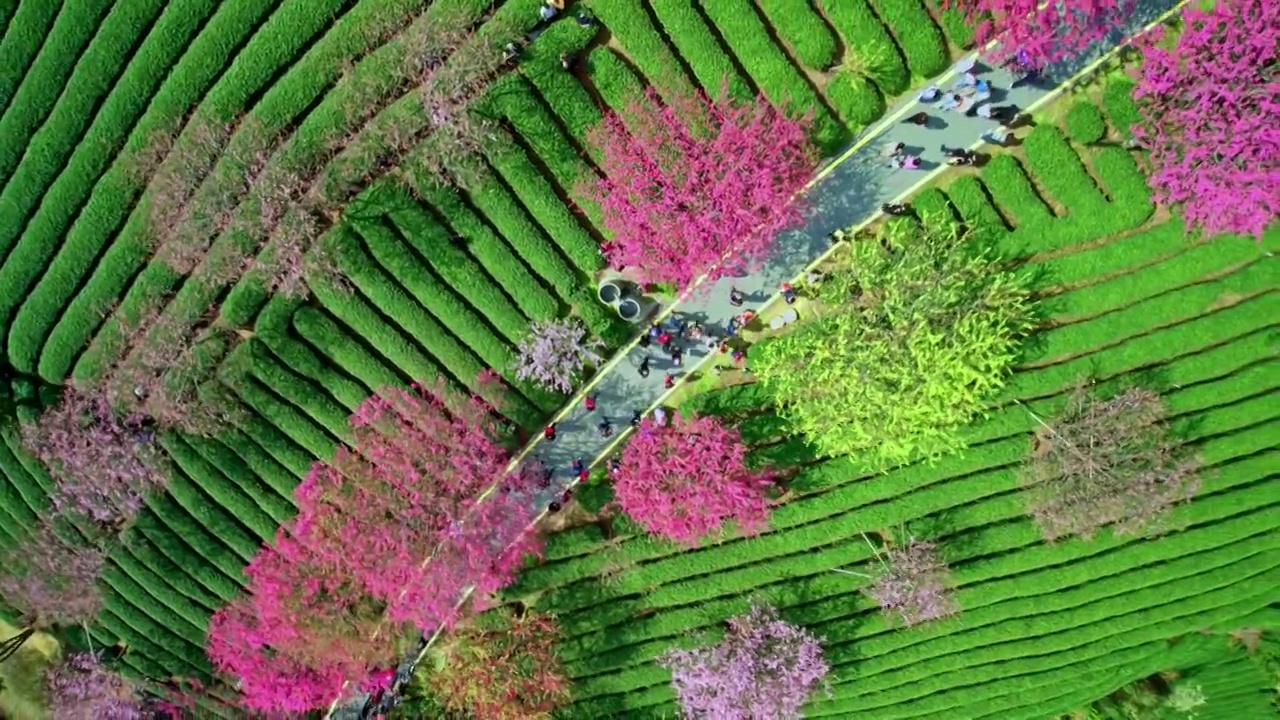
(946, 0, 1134, 69)
(1021, 384, 1200, 542)
(0, 523, 105, 626)
(20, 388, 166, 534)
(612, 412, 776, 546)
(1132, 0, 1280, 239)
(43, 651, 142, 719)
(659, 603, 829, 719)
(864, 538, 959, 627)
(514, 318, 605, 394)
(588, 88, 815, 292)
(428, 609, 570, 719)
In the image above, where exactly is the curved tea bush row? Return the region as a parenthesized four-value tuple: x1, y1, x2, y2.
(865, 0, 949, 79)
(758, 0, 840, 71)
(818, 0, 910, 95)
(648, 0, 753, 100)
(581, 0, 700, 100)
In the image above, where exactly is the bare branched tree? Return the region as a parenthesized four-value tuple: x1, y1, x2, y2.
(1021, 383, 1201, 542)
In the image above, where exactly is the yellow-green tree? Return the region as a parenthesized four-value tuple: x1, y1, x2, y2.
(751, 218, 1034, 468)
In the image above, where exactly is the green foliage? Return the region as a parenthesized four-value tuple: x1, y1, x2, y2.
(1066, 101, 1108, 144)
(648, 0, 752, 100)
(758, 0, 839, 70)
(752, 219, 1034, 468)
(819, 0, 910, 95)
(1102, 76, 1143, 140)
(865, 0, 950, 79)
(825, 72, 886, 129)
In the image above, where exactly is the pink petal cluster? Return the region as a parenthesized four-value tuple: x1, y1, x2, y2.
(207, 377, 544, 712)
(948, 0, 1134, 69)
(587, 88, 816, 292)
(659, 603, 830, 720)
(43, 651, 143, 720)
(514, 318, 605, 394)
(613, 412, 775, 546)
(865, 539, 959, 627)
(1132, 0, 1280, 240)
(20, 387, 167, 533)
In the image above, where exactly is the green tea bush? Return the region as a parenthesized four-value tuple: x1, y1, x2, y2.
(582, 0, 699, 98)
(758, 0, 839, 69)
(0, 1, 61, 117)
(819, 0, 910, 95)
(825, 71, 886, 128)
(866, 0, 950, 79)
(1102, 76, 1143, 140)
(649, 0, 753, 99)
(1065, 100, 1107, 144)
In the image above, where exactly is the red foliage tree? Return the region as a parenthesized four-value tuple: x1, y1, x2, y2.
(586, 88, 816, 292)
(19, 388, 166, 534)
(945, 0, 1133, 69)
(1132, 0, 1279, 240)
(613, 412, 777, 546)
(207, 375, 544, 713)
(428, 608, 571, 720)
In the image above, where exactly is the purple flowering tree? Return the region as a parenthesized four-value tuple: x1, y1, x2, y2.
(1132, 0, 1279, 240)
(864, 538, 958, 627)
(514, 318, 605, 394)
(19, 388, 167, 534)
(43, 651, 143, 719)
(658, 603, 830, 719)
(0, 523, 105, 627)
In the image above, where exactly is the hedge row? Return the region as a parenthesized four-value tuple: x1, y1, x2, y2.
(100, 563, 208, 650)
(481, 133, 603, 276)
(144, 491, 249, 586)
(926, 0, 977, 49)
(253, 295, 371, 411)
(226, 409, 319, 483)
(581, 0, 699, 100)
(1020, 125, 1110, 212)
(0, 430, 47, 523)
(286, 308, 405, 409)
(817, 0, 910, 96)
(353, 217, 526, 377)
(865, 0, 950, 79)
(700, 0, 845, 152)
(515, 19, 602, 142)
(0, 0, 168, 329)
(31, 0, 280, 384)
(648, 0, 752, 100)
(3, 0, 219, 376)
(979, 154, 1056, 227)
(757, 0, 839, 70)
(161, 433, 279, 543)
(183, 434, 295, 524)
(110, 537, 223, 613)
(1101, 76, 1143, 140)
(584, 45, 646, 115)
(0, 0, 113, 189)
(245, 343, 353, 446)
(128, 510, 242, 603)
(331, 226, 548, 423)
(0, 0, 60, 117)
(1065, 100, 1107, 143)
(825, 71, 886, 129)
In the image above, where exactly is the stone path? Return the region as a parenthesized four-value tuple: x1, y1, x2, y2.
(335, 0, 1184, 715)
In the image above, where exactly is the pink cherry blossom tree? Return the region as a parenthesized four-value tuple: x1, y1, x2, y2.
(0, 523, 105, 627)
(945, 0, 1134, 69)
(514, 318, 606, 394)
(863, 538, 958, 627)
(659, 603, 830, 719)
(586, 88, 816, 292)
(19, 387, 167, 535)
(1131, 0, 1279, 240)
(207, 375, 544, 713)
(613, 412, 776, 546)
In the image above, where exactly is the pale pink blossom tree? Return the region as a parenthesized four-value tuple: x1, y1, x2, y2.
(945, 0, 1134, 69)
(43, 651, 144, 719)
(1131, 0, 1280, 240)
(20, 388, 167, 534)
(0, 523, 106, 627)
(514, 318, 605, 394)
(587, 88, 816, 292)
(863, 538, 959, 627)
(613, 412, 777, 546)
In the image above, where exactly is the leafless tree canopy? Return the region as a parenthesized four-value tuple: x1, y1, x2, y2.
(1021, 383, 1201, 542)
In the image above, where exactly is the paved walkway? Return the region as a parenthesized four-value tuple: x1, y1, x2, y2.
(335, 1, 1184, 715)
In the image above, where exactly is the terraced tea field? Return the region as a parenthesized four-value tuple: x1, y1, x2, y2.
(496, 99, 1280, 718)
(0, 0, 983, 691)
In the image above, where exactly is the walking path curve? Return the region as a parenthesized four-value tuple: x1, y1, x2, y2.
(334, 1, 1185, 715)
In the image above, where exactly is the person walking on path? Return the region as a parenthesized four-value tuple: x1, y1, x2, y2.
(653, 407, 668, 426)
(664, 373, 676, 389)
(904, 111, 930, 126)
(781, 283, 797, 305)
(631, 409, 643, 427)
(638, 357, 650, 378)
(544, 424, 557, 441)
(584, 394, 596, 411)
(572, 458, 585, 476)
(729, 287, 745, 307)
(672, 348, 683, 367)
(598, 418, 612, 438)
(882, 202, 912, 216)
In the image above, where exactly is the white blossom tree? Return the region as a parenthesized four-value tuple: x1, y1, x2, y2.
(514, 319, 605, 394)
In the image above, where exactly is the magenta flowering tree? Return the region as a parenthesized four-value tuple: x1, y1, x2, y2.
(43, 651, 143, 719)
(207, 375, 544, 713)
(659, 603, 830, 719)
(945, 0, 1133, 69)
(1132, 0, 1280, 240)
(864, 538, 959, 627)
(514, 318, 605, 394)
(587, 88, 816, 292)
(613, 412, 776, 546)
(0, 523, 105, 627)
(19, 388, 167, 534)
